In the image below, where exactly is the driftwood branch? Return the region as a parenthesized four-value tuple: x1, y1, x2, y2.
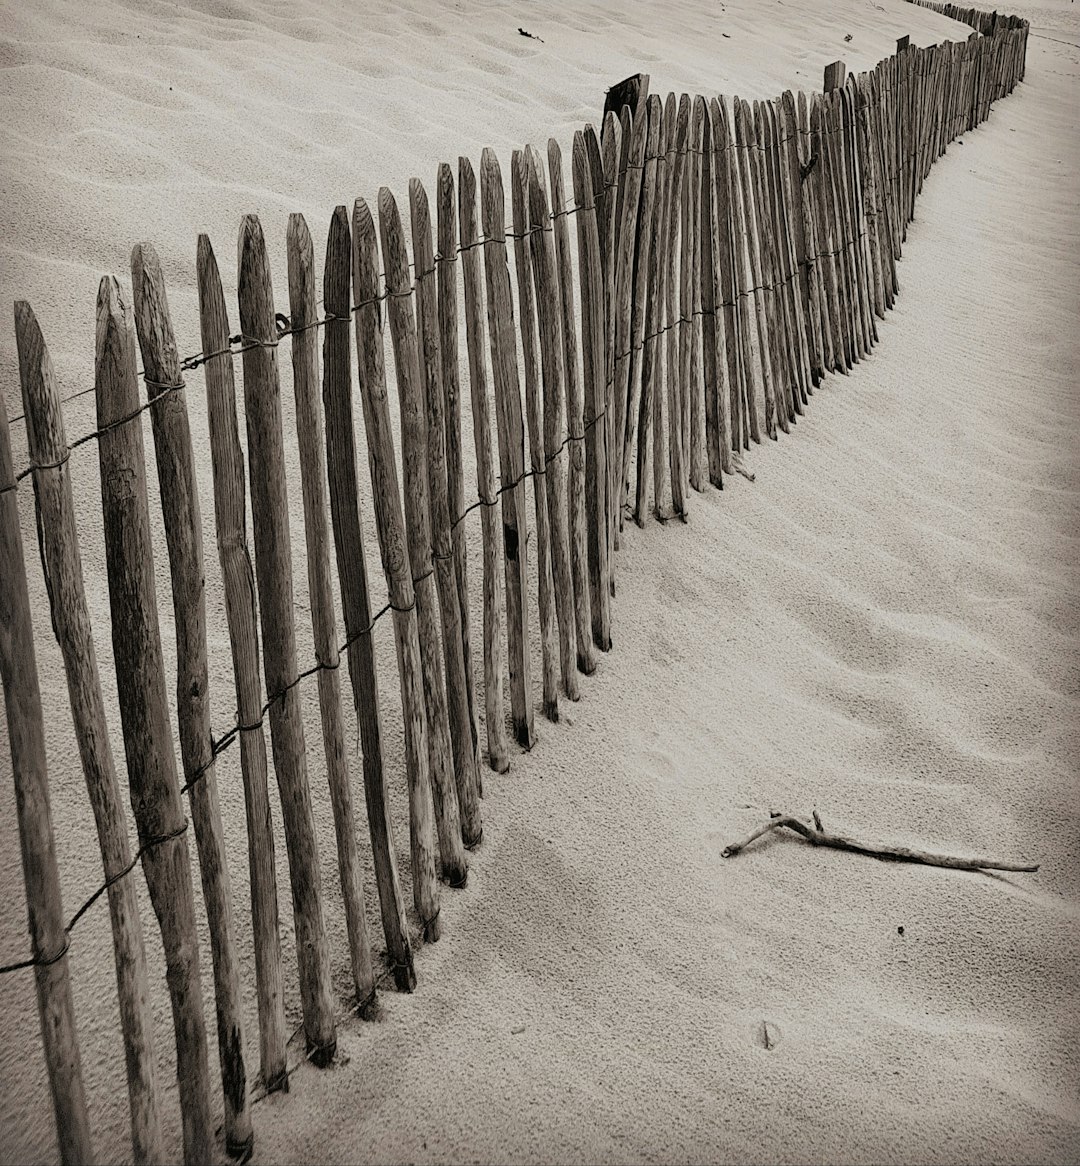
(721, 812, 1039, 873)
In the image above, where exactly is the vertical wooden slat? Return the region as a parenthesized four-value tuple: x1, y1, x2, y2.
(670, 93, 691, 517)
(699, 100, 725, 488)
(526, 146, 581, 704)
(0, 390, 93, 1166)
(410, 177, 482, 853)
(782, 90, 824, 387)
(725, 96, 760, 446)
(285, 213, 377, 1015)
(734, 97, 777, 440)
(713, 97, 747, 456)
(96, 274, 214, 1163)
(611, 106, 646, 532)
(437, 163, 484, 786)
(654, 93, 676, 516)
(572, 131, 613, 653)
(622, 97, 661, 512)
(379, 184, 464, 909)
(237, 216, 337, 1062)
(458, 156, 511, 772)
(597, 116, 621, 583)
(754, 100, 794, 431)
(197, 235, 289, 1087)
(130, 243, 252, 1158)
(634, 95, 669, 524)
(548, 138, 595, 675)
(511, 147, 561, 719)
(16, 301, 162, 1163)
(341, 199, 419, 985)
(688, 96, 706, 493)
(479, 148, 535, 748)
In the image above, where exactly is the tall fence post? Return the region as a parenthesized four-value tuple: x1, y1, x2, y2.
(95, 274, 214, 1165)
(327, 203, 416, 991)
(437, 162, 484, 784)
(548, 138, 596, 675)
(16, 301, 162, 1164)
(236, 216, 337, 1064)
(378, 185, 457, 922)
(197, 235, 289, 1089)
(457, 156, 511, 773)
(286, 213, 377, 1015)
(130, 243, 252, 1159)
(479, 147, 535, 748)
(0, 392, 94, 1166)
(410, 177, 483, 850)
(512, 147, 562, 718)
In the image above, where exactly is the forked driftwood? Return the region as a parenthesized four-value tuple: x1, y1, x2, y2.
(721, 811, 1039, 873)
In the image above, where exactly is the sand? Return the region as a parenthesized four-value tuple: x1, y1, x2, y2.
(0, 0, 1078, 1163)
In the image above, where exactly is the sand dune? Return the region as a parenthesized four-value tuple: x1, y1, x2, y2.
(0, 0, 1077, 1162)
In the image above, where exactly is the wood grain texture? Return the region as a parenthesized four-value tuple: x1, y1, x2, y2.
(623, 96, 661, 509)
(548, 138, 595, 675)
(95, 274, 214, 1164)
(699, 101, 724, 487)
(286, 212, 376, 1015)
(711, 97, 745, 458)
(511, 147, 560, 721)
(16, 300, 161, 1163)
(525, 144, 580, 702)
(688, 96, 705, 493)
(571, 131, 612, 653)
(669, 93, 690, 519)
(0, 386, 93, 1166)
(377, 185, 457, 922)
(437, 162, 483, 783)
(458, 156, 511, 772)
(237, 216, 336, 1062)
(197, 234, 288, 1089)
(410, 176, 482, 852)
(130, 242, 252, 1158)
(343, 197, 418, 986)
(479, 148, 535, 749)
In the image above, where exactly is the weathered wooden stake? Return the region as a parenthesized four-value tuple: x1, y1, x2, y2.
(379, 184, 464, 908)
(458, 156, 511, 772)
(409, 177, 482, 852)
(95, 274, 214, 1164)
(330, 202, 416, 987)
(436, 163, 484, 783)
(0, 391, 94, 1166)
(548, 138, 595, 675)
(197, 235, 289, 1088)
(526, 144, 581, 702)
(131, 243, 252, 1158)
(285, 214, 377, 1015)
(572, 131, 613, 652)
(16, 302, 162, 1163)
(479, 148, 535, 748)
(511, 147, 561, 719)
(236, 216, 336, 1061)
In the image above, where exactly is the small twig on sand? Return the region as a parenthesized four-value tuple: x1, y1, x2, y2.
(518, 27, 544, 42)
(721, 812, 1039, 873)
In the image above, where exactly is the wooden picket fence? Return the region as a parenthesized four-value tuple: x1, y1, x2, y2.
(0, 3, 1028, 1163)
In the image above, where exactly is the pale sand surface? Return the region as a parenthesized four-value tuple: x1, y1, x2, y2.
(1, 0, 1078, 1163)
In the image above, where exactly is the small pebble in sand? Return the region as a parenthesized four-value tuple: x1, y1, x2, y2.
(898, 926, 905, 936)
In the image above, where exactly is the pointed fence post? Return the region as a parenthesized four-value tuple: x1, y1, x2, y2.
(236, 216, 336, 1063)
(96, 274, 214, 1165)
(131, 243, 252, 1159)
(16, 301, 162, 1164)
(286, 213, 377, 1015)
(0, 392, 94, 1166)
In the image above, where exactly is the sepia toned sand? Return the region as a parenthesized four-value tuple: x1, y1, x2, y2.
(1, 0, 1078, 1162)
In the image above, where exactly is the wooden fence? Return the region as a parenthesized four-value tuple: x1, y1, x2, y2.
(0, 3, 1028, 1163)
